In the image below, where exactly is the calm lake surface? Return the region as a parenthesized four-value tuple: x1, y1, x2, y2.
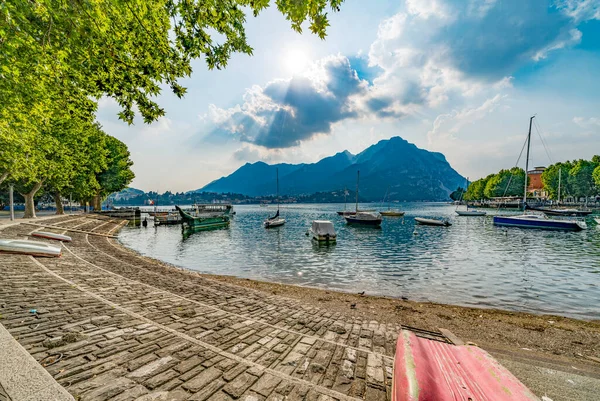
(118, 203, 600, 320)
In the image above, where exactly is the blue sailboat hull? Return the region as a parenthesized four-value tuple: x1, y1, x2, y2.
(493, 216, 583, 231)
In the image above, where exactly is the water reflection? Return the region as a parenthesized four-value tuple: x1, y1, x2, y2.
(118, 203, 600, 319)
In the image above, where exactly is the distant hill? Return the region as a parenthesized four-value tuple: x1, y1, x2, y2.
(108, 187, 144, 201)
(199, 136, 465, 201)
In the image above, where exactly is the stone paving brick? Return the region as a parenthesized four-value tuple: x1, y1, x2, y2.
(182, 367, 222, 392)
(222, 372, 259, 398)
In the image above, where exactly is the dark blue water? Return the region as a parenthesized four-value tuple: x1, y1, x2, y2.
(118, 203, 600, 320)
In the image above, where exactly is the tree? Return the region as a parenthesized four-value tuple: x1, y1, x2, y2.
(92, 136, 135, 210)
(2, 0, 344, 125)
(483, 168, 525, 198)
(541, 161, 574, 200)
(594, 165, 600, 188)
(568, 159, 599, 203)
(463, 176, 490, 201)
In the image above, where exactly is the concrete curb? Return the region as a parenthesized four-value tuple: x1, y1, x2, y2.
(0, 323, 74, 401)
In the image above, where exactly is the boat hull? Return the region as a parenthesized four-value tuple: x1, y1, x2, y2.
(380, 211, 405, 217)
(415, 217, 451, 227)
(31, 232, 72, 242)
(337, 211, 355, 216)
(493, 216, 584, 231)
(310, 232, 337, 243)
(526, 206, 593, 217)
(455, 211, 486, 216)
(176, 206, 230, 231)
(392, 330, 537, 401)
(0, 239, 62, 257)
(264, 218, 286, 228)
(344, 217, 382, 226)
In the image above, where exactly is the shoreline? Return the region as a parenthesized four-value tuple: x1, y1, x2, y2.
(113, 236, 600, 370)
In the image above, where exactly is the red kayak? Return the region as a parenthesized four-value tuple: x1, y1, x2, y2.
(392, 330, 538, 400)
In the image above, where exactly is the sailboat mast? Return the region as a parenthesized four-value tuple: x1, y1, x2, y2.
(524, 116, 534, 211)
(344, 187, 347, 211)
(355, 170, 360, 212)
(558, 168, 562, 204)
(276, 168, 280, 212)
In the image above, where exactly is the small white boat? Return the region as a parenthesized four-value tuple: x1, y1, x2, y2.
(31, 231, 72, 242)
(595, 218, 600, 225)
(264, 217, 286, 228)
(455, 210, 486, 217)
(309, 220, 337, 243)
(344, 211, 382, 226)
(0, 239, 62, 257)
(415, 217, 452, 227)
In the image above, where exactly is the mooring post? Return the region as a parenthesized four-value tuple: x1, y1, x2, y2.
(9, 184, 14, 221)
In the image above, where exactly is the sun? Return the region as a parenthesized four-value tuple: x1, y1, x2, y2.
(283, 48, 309, 75)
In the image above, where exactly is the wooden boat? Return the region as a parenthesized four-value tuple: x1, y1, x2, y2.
(308, 220, 337, 243)
(264, 168, 286, 228)
(493, 116, 587, 232)
(494, 214, 586, 231)
(175, 206, 229, 231)
(0, 239, 62, 257)
(392, 330, 538, 401)
(415, 217, 451, 227)
(31, 231, 72, 242)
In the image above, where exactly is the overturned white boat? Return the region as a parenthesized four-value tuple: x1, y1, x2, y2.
(31, 231, 72, 242)
(309, 220, 337, 243)
(0, 239, 62, 257)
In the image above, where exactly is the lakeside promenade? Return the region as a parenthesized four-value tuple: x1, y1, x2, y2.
(0, 215, 599, 400)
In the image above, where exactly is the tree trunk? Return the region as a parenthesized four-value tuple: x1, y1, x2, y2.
(0, 171, 8, 186)
(22, 181, 43, 219)
(92, 192, 102, 211)
(54, 192, 64, 215)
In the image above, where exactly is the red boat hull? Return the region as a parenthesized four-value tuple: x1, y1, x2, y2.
(392, 330, 538, 401)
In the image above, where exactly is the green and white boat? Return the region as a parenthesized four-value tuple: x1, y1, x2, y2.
(175, 206, 230, 231)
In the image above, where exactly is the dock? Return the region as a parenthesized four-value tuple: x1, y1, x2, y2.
(0, 215, 599, 400)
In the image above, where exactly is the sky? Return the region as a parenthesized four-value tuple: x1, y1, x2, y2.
(97, 0, 600, 193)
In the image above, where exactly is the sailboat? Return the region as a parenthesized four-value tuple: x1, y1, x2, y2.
(380, 186, 405, 217)
(455, 178, 486, 216)
(493, 116, 586, 231)
(264, 168, 286, 228)
(337, 187, 356, 216)
(344, 171, 382, 226)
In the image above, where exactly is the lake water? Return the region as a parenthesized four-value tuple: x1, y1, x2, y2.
(118, 203, 600, 320)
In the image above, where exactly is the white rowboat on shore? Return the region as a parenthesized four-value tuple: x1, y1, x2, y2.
(31, 231, 73, 242)
(0, 239, 62, 257)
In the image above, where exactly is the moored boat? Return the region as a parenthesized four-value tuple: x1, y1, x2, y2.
(392, 330, 538, 401)
(344, 171, 382, 227)
(493, 116, 587, 232)
(415, 217, 451, 227)
(345, 211, 382, 226)
(308, 220, 337, 243)
(31, 231, 72, 242)
(595, 218, 600, 224)
(455, 210, 486, 216)
(175, 206, 230, 231)
(0, 239, 62, 257)
(493, 214, 586, 231)
(264, 168, 286, 228)
(526, 206, 593, 217)
(380, 210, 405, 217)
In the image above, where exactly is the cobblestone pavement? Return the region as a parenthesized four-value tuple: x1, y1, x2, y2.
(0, 216, 401, 401)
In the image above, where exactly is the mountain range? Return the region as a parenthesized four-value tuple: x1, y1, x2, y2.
(198, 136, 466, 201)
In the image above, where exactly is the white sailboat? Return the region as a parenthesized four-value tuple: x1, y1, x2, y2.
(264, 168, 286, 228)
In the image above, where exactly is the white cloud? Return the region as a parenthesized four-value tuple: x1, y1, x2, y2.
(533, 29, 582, 61)
(573, 116, 600, 128)
(556, 0, 600, 22)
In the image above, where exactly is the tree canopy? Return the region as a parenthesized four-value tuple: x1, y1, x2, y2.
(541, 156, 599, 201)
(2, 0, 342, 217)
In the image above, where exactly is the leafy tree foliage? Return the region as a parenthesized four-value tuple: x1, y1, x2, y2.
(449, 187, 465, 201)
(541, 156, 599, 201)
(2, 0, 344, 124)
(483, 168, 525, 198)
